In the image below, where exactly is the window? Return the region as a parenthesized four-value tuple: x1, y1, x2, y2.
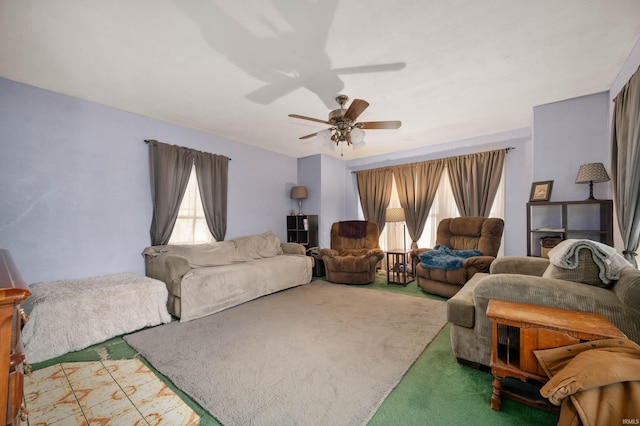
(381, 173, 459, 253)
(416, 168, 504, 252)
(416, 171, 460, 249)
(380, 168, 505, 256)
(168, 166, 214, 244)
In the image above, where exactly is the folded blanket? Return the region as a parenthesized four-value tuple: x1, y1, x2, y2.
(548, 239, 630, 284)
(419, 244, 482, 270)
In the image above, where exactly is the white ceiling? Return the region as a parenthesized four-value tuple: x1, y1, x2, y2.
(2, 1, 640, 160)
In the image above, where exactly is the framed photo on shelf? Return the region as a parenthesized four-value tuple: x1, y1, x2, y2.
(529, 180, 553, 202)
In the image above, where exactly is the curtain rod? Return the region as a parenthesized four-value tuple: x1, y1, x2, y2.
(350, 146, 515, 173)
(144, 139, 231, 160)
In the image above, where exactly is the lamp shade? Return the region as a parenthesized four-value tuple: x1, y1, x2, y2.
(318, 129, 336, 150)
(386, 207, 405, 223)
(351, 128, 366, 144)
(290, 186, 308, 200)
(317, 129, 333, 143)
(575, 163, 610, 184)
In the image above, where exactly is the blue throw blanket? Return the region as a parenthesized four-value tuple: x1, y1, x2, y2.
(419, 244, 482, 270)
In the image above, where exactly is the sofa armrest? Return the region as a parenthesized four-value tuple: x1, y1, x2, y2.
(462, 256, 495, 273)
(447, 272, 488, 328)
(318, 248, 339, 260)
(366, 248, 385, 260)
(489, 256, 549, 276)
(145, 254, 190, 285)
(410, 248, 430, 262)
(281, 242, 306, 255)
(613, 267, 640, 312)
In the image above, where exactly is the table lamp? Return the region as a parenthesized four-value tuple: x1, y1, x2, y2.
(575, 163, 610, 200)
(386, 207, 407, 252)
(290, 186, 308, 215)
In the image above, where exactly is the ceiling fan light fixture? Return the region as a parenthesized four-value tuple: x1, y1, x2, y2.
(318, 129, 336, 150)
(318, 128, 333, 144)
(289, 95, 400, 154)
(352, 139, 366, 150)
(351, 128, 366, 144)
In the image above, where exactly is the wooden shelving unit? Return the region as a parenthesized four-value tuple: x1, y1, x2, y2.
(286, 215, 318, 248)
(526, 200, 613, 256)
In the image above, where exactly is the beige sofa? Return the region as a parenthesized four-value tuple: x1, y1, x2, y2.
(143, 232, 313, 322)
(447, 254, 640, 368)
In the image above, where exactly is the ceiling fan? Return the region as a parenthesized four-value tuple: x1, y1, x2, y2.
(288, 95, 401, 153)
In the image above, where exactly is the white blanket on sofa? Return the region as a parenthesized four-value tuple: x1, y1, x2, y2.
(548, 239, 630, 284)
(22, 272, 171, 363)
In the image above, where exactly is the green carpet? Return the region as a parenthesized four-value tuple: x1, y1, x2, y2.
(31, 273, 558, 425)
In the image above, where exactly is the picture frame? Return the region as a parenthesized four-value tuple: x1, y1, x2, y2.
(529, 180, 553, 202)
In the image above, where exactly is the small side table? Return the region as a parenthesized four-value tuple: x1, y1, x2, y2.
(386, 250, 413, 286)
(486, 299, 626, 413)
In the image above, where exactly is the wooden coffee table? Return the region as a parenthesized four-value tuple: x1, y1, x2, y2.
(486, 299, 626, 412)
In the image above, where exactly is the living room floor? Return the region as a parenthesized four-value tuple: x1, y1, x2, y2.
(23, 273, 558, 425)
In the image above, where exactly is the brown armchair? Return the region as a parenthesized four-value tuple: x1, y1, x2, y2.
(319, 221, 384, 284)
(410, 217, 504, 298)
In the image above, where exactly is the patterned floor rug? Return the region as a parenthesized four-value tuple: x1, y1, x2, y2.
(21, 359, 200, 425)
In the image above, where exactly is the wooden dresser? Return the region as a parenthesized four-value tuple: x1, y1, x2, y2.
(0, 249, 30, 425)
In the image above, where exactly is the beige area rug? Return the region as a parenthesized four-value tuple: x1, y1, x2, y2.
(21, 359, 200, 425)
(124, 281, 447, 426)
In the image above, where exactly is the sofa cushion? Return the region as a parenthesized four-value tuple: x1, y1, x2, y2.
(142, 232, 284, 268)
(233, 231, 283, 260)
(179, 255, 311, 322)
(542, 248, 608, 288)
(144, 242, 238, 268)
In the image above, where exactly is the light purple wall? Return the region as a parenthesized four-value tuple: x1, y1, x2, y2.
(532, 92, 611, 202)
(318, 155, 346, 248)
(296, 155, 321, 218)
(297, 154, 346, 248)
(0, 78, 298, 283)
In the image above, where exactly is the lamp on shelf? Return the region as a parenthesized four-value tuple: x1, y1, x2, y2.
(386, 207, 407, 253)
(575, 162, 610, 200)
(290, 186, 308, 215)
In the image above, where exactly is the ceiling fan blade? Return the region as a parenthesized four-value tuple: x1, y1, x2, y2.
(299, 132, 319, 140)
(358, 120, 402, 129)
(288, 114, 332, 125)
(333, 62, 406, 75)
(343, 99, 369, 122)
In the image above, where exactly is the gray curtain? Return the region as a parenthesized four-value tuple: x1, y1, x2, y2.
(393, 160, 445, 249)
(446, 149, 505, 217)
(355, 168, 394, 230)
(148, 140, 194, 245)
(611, 66, 640, 268)
(194, 151, 230, 241)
